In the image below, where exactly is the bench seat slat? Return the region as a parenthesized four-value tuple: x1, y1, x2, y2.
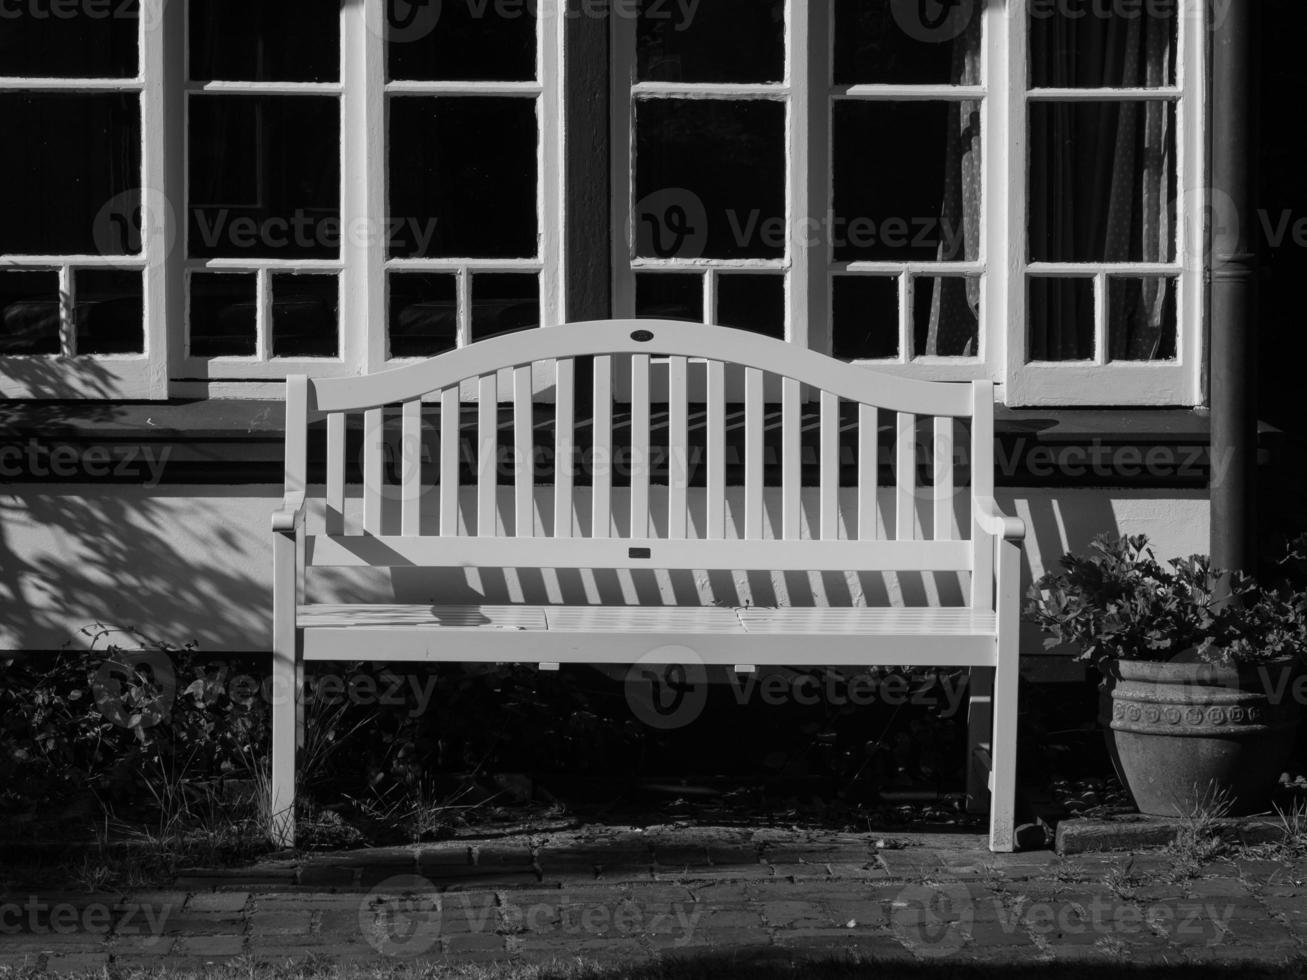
(305, 534, 972, 571)
(297, 604, 997, 665)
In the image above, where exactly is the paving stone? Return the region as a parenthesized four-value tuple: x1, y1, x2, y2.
(758, 900, 830, 929)
(185, 892, 249, 913)
(108, 935, 176, 954)
(248, 910, 313, 935)
(159, 912, 246, 936)
(42, 952, 110, 972)
(442, 931, 509, 954)
(174, 934, 246, 957)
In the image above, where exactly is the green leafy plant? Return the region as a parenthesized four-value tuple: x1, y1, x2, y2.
(1024, 533, 1307, 674)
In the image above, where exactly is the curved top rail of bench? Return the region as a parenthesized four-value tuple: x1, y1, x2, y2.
(307, 319, 977, 417)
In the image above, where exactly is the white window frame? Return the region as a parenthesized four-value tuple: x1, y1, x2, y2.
(610, 0, 1207, 407)
(0, 0, 563, 400)
(174, 0, 564, 398)
(0, 0, 169, 399)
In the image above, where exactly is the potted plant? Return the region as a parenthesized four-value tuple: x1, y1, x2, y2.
(1024, 534, 1307, 817)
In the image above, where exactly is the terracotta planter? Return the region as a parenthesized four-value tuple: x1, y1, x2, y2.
(1099, 657, 1302, 817)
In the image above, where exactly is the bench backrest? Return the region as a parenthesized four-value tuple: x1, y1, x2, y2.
(285, 319, 997, 607)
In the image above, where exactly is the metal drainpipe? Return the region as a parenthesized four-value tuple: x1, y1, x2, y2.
(1210, 0, 1259, 574)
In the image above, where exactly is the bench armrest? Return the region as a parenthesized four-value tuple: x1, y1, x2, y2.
(975, 496, 1025, 541)
(272, 491, 306, 534)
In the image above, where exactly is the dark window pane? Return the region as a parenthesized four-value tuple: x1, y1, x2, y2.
(389, 272, 457, 357)
(717, 274, 783, 339)
(636, 273, 703, 322)
(388, 0, 534, 81)
(189, 95, 340, 260)
(190, 0, 340, 82)
(75, 269, 142, 355)
(1029, 101, 1176, 263)
(471, 273, 538, 341)
(0, 1, 138, 78)
(833, 100, 980, 262)
(190, 273, 256, 357)
(0, 271, 59, 355)
(1109, 276, 1176, 362)
(389, 98, 537, 259)
(1029, 277, 1094, 361)
(913, 276, 979, 357)
(834, 0, 981, 85)
(638, 0, 783, 83)
(0, 93, 140, 255)
(1030, 1, 1176, 88)
(272, 274, 338, 358)
(636, 99, 785, 260)
(833, 276, 898, 360)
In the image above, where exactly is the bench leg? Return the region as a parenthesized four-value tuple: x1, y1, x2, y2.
(965, 667, 993, 816)
(270, 531, 298, 848)
(988, 539, 1021, 853)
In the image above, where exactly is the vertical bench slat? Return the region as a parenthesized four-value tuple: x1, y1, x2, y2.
(439, 387, 459, 536)
(401, 400, 422, 536)
(820, 391, 839, 540)
(477, 374, 497, 536)
(513, 365, 534, 537)
(896, 411, 916, 541)
(667, 355, 688, 539)
(325, 411, 345, 535)
(782, 377, 801, 540)
(554, 358, 575, 538)
(630, 353, 651, 538)
(858, 404, 878, 540)
(706, 359, 726, 539)
(934, 416, 954, 541)
(592, 355, 613, 538)
(363, 407, 383, 534)
(744, 366, 764, 540)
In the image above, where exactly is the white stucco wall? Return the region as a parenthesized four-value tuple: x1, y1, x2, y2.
(0, 485, 1209, 656)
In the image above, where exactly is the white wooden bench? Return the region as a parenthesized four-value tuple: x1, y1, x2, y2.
(272, 319, 1026, 850)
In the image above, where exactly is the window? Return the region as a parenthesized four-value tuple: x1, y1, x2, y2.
(614, 0, 1206, 405)
(0, 0, 165, 398)
(0, 0, 1204, 406)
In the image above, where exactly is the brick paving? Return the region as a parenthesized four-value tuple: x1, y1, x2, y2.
(2, 827, 1307, 972)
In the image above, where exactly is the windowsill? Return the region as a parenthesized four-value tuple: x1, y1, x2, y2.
(0, 399, 1281, 487)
